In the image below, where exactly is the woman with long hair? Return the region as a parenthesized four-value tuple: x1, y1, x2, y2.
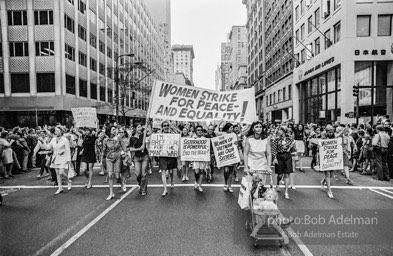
(243, 121, 272, 185)
(47, 126, 72, 195)
(118, 127, 131, 192)
(101, 125, 125, 200)
(192, 125, 209, 192)
(128, 123, 149, 196)
(271, 126, 295, 200)
(180, 127, 191, 181)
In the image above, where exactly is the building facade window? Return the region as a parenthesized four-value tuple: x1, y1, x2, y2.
(308, 15, 313, 34)
(35, 41, 54, 56)
(11, 73, 30, 93)
(283, 87, 286, 100)
(90, 58, 97, 71)
(378, 15, 392, 36)
(107, 88, 113, 103)
(90, 33, 96, 48)
(78, 0, 86, 14)
(0, 74, 4, 94)
(99, 86, 105, 101)
(78, 25, 86, 41)
(89, 10, 96, 23)
(90, 83, 97, 99)
(9, 42, 29, 57)
(66, 75, 75, 95)
(314, 8, 320, 27)
(288, 84, 292, 99)
(99, 63, 105, 75)
(357, 15, 371, 37)
(107, 46, 112, 58)
(79, 52, 87, 67)
(300, 24, 305, 40)
(315, 37, 320, 55)
(79, 79, 87, 97)
(324, 29, 331, 49)
(36, 73, 55, 92)
(99, 41, 105, 54)
(301, 49, 306, 63)
(334, 0, 341, 11)
(34, 10, 53, 25)
(64, 15, 75, 33)
(295, 6, 299, 21)
(65, 44, 75, 61)
(8, 11, 27, 25)
(334, 21, 341, 43)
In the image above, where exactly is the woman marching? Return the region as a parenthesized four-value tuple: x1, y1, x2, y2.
(158, 121, 179, 197)
(243, 121, 272, 185)
(47, 126, 72, 195)
(77, 128, 97, 189)
(192, 125, 209, 192)
(101, 125, 126, 200)
(320, 125, 337, 198)
(128, 123, 149, 196)
(271, 126, 295, 200)
(180, 127, 191, 181)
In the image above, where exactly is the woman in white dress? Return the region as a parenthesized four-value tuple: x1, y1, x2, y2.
(244, 121, 272, 184)
(192, 125, 210, 192)
(47, 126, 72, 194)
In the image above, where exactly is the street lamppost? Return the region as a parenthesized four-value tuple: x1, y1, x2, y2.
(115, 53, 134, 123)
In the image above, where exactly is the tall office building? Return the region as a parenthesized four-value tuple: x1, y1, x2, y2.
(243, 0, 294, 123)
(228, 26, 248, 90)
(0, 0, 165, 127)
(292, 0, 393, 124)
(242, 0, 265, 119)
(215, 65, 222, 91)
(172, 44, 194, 85)
(220, 41, 230, 91)
(144, 0, 172, 80)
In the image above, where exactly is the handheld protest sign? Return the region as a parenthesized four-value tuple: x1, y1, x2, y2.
(211, 133, 240, 168)
(180, 137, 210, 162)
(149, 133, 180, 157)
(318, 138, 344, 171)
(71, 107, 97, 128)
(149, 80, 256, 124)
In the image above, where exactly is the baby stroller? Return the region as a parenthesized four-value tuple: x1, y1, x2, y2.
(244, 172, 292, 248)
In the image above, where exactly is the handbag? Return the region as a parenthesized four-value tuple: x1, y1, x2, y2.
(238, 176, 252, 210)
(67, 164, 76, 179)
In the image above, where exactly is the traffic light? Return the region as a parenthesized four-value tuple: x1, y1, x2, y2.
(353, 86, 359, 97)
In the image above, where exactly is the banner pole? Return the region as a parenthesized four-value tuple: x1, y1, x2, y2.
(142, 79, 158, 148)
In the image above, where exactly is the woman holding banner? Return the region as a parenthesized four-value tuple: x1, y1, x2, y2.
(77, 128, 97, 189)
(243, 121, 272, 185)
(216, 122, 238, 193)
(192, 125, 209, 192)
(206, 125, 217, 182)
(128, 123, 149, 196)
(320, 125, 336, 199)
(180, 127, 191, 181)
(159, 121, 179, 197)
(101, 125, 126, 200)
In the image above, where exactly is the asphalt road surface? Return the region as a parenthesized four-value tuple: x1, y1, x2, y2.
(1, 157, 393, 256)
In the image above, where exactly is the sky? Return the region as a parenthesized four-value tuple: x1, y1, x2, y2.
(171, 0, 247, 90)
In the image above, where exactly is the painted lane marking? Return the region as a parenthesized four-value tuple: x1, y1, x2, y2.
(2, 185, 393, 189)
(50, 186, 136, 256)
(286, 227, 313, 256)
(380, 189, 393, 195)
(369, 188, 393, 200)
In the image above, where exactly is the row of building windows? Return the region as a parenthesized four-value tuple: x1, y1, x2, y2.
(8, 10, 53, 26)
(295, 0, 341, 23)
(357, 14, 393, 37)
(267, 84, 292, 106)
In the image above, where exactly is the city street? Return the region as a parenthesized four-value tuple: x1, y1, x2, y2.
(1, 157, 393, 256)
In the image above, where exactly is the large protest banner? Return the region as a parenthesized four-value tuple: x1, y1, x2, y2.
(149, 133, 180, 157)
(211, 133, 240, 168)
(318, 138, 343, 171)
(148, 80, 257, 124)
(180, 138, 210, 162)
(71, 107, 97, 128)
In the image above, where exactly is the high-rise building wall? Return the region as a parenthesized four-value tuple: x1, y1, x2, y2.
(220, 41, 230, 91)
(228, 26, 248, 90)
(215, 65, 222, 91)
(0, 0, 166, 127)
(242, 0, 265, 120)
(172, 44, 194, 85)
(263, 0, 294, 123)
(293, 0, 393, 124)
(144, 0, 172, 80)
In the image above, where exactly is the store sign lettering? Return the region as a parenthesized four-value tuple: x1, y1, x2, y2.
(304, 57, 335, 76)
(354, 49, 386, 56)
